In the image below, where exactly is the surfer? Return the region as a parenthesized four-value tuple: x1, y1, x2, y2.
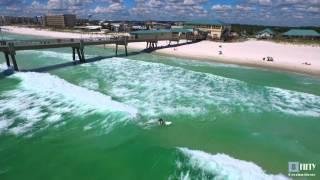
(158, 118, 165, 126)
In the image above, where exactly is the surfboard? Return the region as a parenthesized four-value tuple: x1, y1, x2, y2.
(164, 121, 172, 126)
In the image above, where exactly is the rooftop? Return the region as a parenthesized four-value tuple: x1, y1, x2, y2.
(130, 29, 171, 34)
(283, 29, 320, 37)
(257, 28, 275, 35)
(170, 28, 194, 33)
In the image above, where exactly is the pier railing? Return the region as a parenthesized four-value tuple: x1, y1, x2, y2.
(0, 35, 203, 71)
(0, 37, 112, 47)
(0, 34, 202, 48)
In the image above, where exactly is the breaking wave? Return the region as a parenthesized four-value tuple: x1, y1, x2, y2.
(0, 72, 137, 136)
(82, 57, 320, 117)
(170, 147, 290, 180)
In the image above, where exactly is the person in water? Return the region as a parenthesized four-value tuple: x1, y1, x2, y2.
(158, 118, 165, 125)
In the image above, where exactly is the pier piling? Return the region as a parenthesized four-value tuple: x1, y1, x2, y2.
(8, 42, 18, 71)
(125, 44, 128, 56)
(4, 52, 10, 67)
(115, 43, 118, 56)
(11, 54, 18, 71)
(80, 48, 85, 63)
(72, 47, 76, 61)
(124, 37, 128, 56)
(76, 48, 82, 62)
(79, 40, 85, 63)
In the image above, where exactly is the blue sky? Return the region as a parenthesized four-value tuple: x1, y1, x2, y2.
(0, 0, 319, 26)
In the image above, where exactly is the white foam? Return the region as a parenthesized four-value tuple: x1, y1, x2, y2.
(19, 50, 71, 61)
(267, 87, 320, 117)
(83, 124, 93, 131)
(79, 79, 100, 90)
(0, 117, 13, 133)
(171, 57, 253, 69)
(0, 72, 137, 135)
(175, 147, 290, 180)
(19, 50, 94, 62)
(86, 57, 320, 117)
(14, 72, 137, 116)
(0, 63, 7, 71)
(46, 114, 62, 123)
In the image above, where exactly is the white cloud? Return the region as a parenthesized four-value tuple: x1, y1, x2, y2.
(235, 5, 255, 11)
(93, 2, 125, 14)
(249, 0, 273, 6)
(129, 0, 208, 19)
(212, 4, 232, 11)
(302, 7, 320, 13)
(47, 0, 61, 9)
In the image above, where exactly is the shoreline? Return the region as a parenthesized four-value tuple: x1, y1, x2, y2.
(107, 43, 320, 77)
(2, 26, 320, 77)
(156, 50, 320, 77)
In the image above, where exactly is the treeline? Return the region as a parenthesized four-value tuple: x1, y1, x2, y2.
(231, 24, 320, 36)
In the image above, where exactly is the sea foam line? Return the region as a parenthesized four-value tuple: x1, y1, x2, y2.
(14, 72, 137, 115)
(0, 72, 137, 135)
(84, 57, 320, 118)
(173, 147, 290, 180)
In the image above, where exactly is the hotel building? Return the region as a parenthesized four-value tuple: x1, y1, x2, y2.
(46, 14, 76, 28)
(184, 20, 231, 40)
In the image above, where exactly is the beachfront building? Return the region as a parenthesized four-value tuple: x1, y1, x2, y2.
(0, 16, 12, 25)
(46, 14, 76, 28)
(256, 28, 275, 39)
(15, 17, 34, 24)
(145, 21, 171, 30)
(282, 29, 320, 39)
(0, 16, 35, 25)
(34, 16, 47, 26)
(1, 16, 13, 25)
(74, 26, 102, 32)
(131, 25, 147, 31)
(100, 21, 131, 32)
(76, 18, 89, 26)
(171, 22, 184, 29)
(184, 20, 231, 40)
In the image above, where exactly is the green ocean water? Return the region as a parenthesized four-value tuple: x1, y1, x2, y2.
(0, 33, 320, 180)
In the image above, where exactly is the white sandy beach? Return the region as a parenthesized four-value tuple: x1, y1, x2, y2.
(2, 26, 320, 76)
(2, 26, 106, 39)
(127, 40, 320, 76)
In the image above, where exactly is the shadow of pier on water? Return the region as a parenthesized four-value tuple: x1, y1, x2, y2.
(1, 40, 201, 74)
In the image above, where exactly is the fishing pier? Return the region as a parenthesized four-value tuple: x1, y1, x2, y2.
(0, 31, 203, 71)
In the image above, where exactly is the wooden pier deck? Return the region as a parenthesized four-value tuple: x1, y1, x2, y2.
(0, 35, 202, 71)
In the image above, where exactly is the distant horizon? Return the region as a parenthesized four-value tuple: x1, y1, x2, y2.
(0, 0, 319, 27)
